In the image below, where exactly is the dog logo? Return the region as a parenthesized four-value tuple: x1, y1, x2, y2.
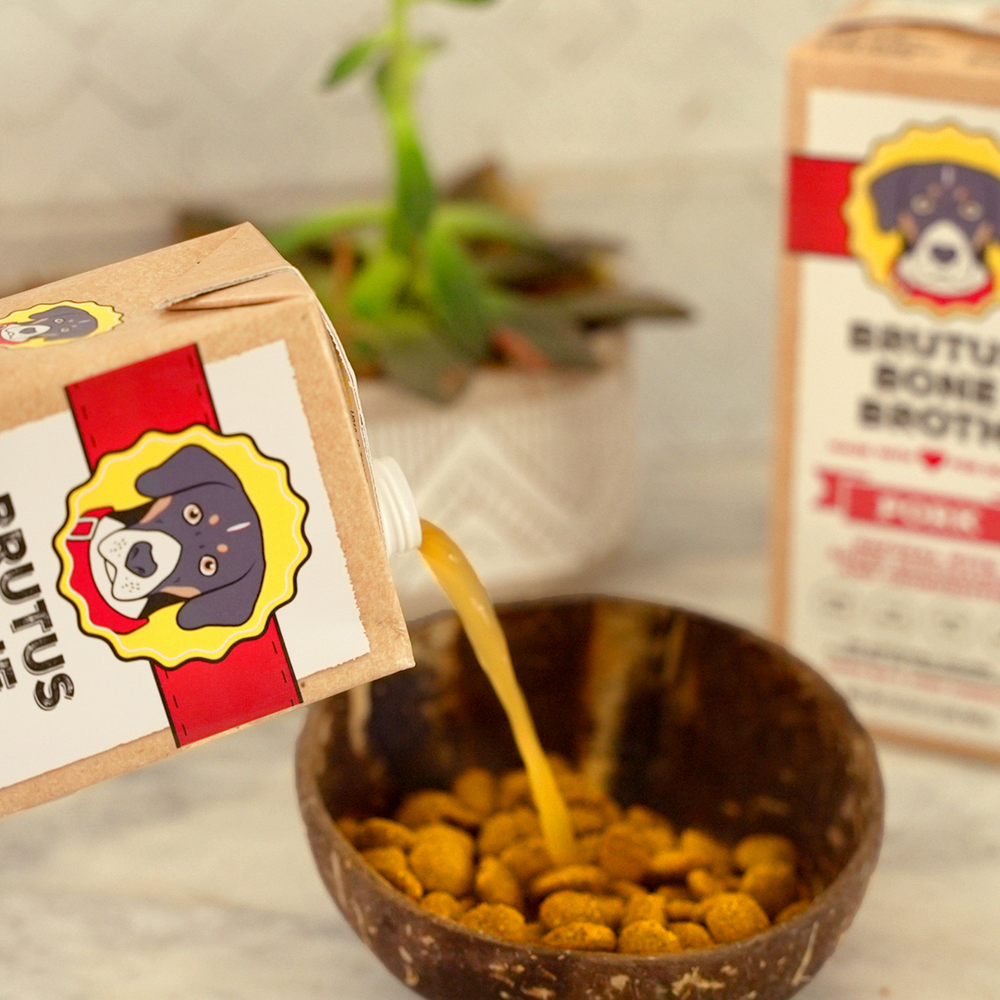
(54, 426, 310, 667)
(0, 301, 122, 348)
(845, 123, 1000, 314)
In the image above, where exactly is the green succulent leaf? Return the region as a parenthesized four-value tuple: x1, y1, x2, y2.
(348, 247, 411, 321)
(371, 22, 437, 250)
(355, 306, 436, 348)
(434, 201, 544, 249)
(390, 120, 436, 248)
(266, 201, 389, 257)
(552, 288, 690, 327)
(494, 300, 597, 369)
(324, 33, 388, 87)
(415, 35, 447, 64)
(425, 224, 495, 361)
(379, 336, 474, 403)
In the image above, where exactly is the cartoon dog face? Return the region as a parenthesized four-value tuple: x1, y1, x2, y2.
(0, 305, 99, 344)
(871, 162, 1000, 300)
(870, 162, 1000, 301)
(96, 445, 265, 630)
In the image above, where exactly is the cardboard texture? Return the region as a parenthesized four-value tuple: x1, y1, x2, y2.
(774, 3, 1000, 760)
(0, 224, 414, 815)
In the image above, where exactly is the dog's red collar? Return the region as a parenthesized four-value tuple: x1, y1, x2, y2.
(892, 265, 994, 307)
(66, 508, 148, 635)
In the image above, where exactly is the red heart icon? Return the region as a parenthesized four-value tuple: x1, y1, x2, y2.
(922, 450, 945, 468)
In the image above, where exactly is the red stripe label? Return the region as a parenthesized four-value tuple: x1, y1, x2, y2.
(66, 347, 302, 746)
(786, 156, 858, 257)
(67, 346, 219, 465)
(155, 620, 300, 745)
(819, 469, 1000, 544)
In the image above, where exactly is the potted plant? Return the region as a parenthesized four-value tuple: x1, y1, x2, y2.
(192, 0, 686, 609)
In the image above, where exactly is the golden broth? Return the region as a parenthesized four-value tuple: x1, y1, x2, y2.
(419, 520, 575, 865)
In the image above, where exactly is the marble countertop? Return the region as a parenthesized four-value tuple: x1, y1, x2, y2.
(2, 450, 998, 1000)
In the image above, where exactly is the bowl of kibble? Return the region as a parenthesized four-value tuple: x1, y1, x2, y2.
(296, 597, 883, 1000)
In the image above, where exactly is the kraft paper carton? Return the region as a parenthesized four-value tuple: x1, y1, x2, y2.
(0, 223, 414, 815)
(774, 3, 1000, 759)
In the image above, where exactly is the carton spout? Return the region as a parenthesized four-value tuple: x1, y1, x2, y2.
(372, 457, 423, 557)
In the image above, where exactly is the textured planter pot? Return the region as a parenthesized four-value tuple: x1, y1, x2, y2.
(297, 597, 884, 1000)
(359, 334, 635, 611)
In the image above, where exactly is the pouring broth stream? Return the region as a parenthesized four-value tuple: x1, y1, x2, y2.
(418, 520, 575, 865)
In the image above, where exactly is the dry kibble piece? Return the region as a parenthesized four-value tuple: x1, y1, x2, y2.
(499, 836, 554, 883)
(598, 822, 652, 882)
(775, 898, 813, 924)
(740, 860, 799, 918)
(530, 864, 611, 898)
(704, 893, 771, 944)
(570, 804, 611, 836)
(360, 847, 424, 901)
(352, 817, 416, 852)
(639, 825, 678, 856)
(670, 921, 715, 951)
(541, 922, 617, 952)
(555, 771, 607, 806)
(734, 833, 798, 871)
(409, 824, 475, 897)
(460, 903, 527, 942)
(420, 891, 466, 921)
(475, 856, 524, 910)
(680, 829, 733, 876)
(576, 833, 603, 865)
(596, 895, 626, 929)
(648, 848, 704, 882)
(497, 769, 532, 809)
(625, 809, 677, 857)
(618, 920, 682, 955)
(656, 884, 694, 902)
(395, 790, 481, 830)
(547, 754, 573, 773)
(411, 822, 475, 852)
(523, 922, 545, 943)
(622, 892, 667, 927)
(451, 767, 498, 817)
(478, 808, 540, 855)
(418, 818, 471, 842)
(625, 804, 674, 833)
(663, 897, 700, 921)
(538, 890, 606, 929)
(611, 879, 647, 901)
(686, 867, 729, 901)
(337, 816, 362, 844)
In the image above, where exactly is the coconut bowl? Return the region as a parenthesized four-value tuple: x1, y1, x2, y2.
(296, 597, 883, 1000)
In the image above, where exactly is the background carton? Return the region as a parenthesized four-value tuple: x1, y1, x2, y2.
(775, 4, 1000, 759)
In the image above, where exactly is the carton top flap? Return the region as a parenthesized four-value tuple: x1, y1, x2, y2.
(828, 1, 1000, 38)
(156, 222, 302, 309)
(0, 222, 294, 328)
(161, 268, 308, 311)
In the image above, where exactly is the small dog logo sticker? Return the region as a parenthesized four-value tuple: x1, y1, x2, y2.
(53, 426, 310, 667)
(845, 123, 1000, 314)
(0, 301, 122, 347)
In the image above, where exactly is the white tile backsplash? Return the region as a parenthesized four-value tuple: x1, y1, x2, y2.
(0, 0, 844, 450)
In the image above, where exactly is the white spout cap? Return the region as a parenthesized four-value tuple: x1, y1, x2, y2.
(371, 457, 422, 557)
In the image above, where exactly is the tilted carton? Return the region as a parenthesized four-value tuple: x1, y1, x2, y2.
(0, 223, 414, 814)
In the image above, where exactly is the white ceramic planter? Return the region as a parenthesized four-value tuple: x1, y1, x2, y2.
(360, 334, 636, 615)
